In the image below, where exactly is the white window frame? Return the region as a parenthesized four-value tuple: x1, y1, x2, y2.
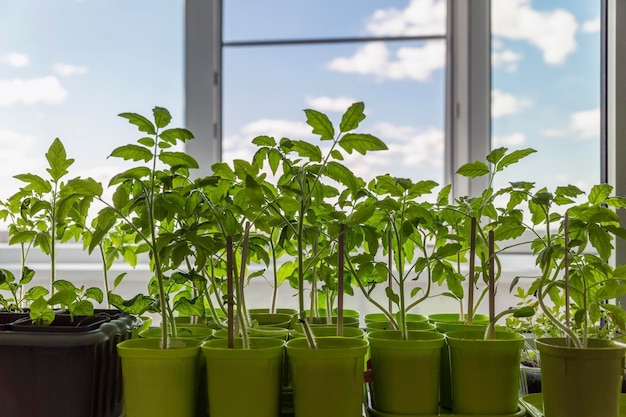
(184, 0, 492, 195)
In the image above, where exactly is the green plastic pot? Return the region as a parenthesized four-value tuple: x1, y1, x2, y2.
(446, 330, 524, 415)
(118, 338, 201, 417)
(368, 330, 445, 415)
(428, 313, 490, 324)
(202, 338, 284, 417)
(364, 312, 428, 324)
(310, 308, 361, 319)
(304, 315, 361, 327)
(139, 325, 213, 341)
(213, 326, 289, 340)
(435, 322, 488, 410)
(537, 338, 626, 417)
(290, 325, 365, 339)
(132, 315, 152, 338)
(286, 337, 368, 417)
(248, 307, 298, 317)
(365, 320, 435, 333)
(249, 312, 294, 328)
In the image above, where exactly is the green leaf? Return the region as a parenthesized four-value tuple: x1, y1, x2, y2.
(110, 144, 153, 162)
(277, 260, 296, 286)
(46, 138, 74, 182)
(24, 286, 49, 301)
(588, 225, 613, 260)
(456, 161, 489, 178)
(330, 149, 344, 160)
(159, 151, 199, 169)
(589, 184, 613, 204)
(408, 180, 438, 199)
(339, 102, 365, 132)
(434, 243, 462, 259)
(349, 204, 376, 226)
(65, 177, 103, 198)
(30, 297, 55, 325)
(13, 173, 51, 193)
(244, 174, 265, 206)
(486, 147, 508, 165)
(513, 306, 536, 318)
(17, 268, 33, 285)
(153, 106, 172, 129)
(119, 112, 156, 135)
(113, 273, 128, 289)
(410, 287, 424, 297)
(289, 140, 322, 162)
(338, 133, 388, 155)
(52, 280, 76, 293)
(385, 286, 400, 305)
(109, 167, 152, 184)
(496, 148, 537, 172)
(159, 128, 194, 144)
(324, 161, 360, 193)
(85, 287, 104, 303)
(252, 135, 276, 147)
(70, 300, 94, 317)
(48, 289, 77, 307)
(304, 109, 335, 140)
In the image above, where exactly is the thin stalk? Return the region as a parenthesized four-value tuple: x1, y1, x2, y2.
(467, 217, 476, 324)
(227, 236, 234, 349)
(270, 228, 278, 314)
(337, 224, 345, 337)
(325, 288, 332, 325)
(310, 236, 319, 320)
(299, 318, 317, 349)
(564, 213, 571, 346)
(50, 182, 58, 295)
(387, 229, 393, 315)
(237, 223, 251, 349)
(98, 244, 111, 308)
(297, 201, 306, 321)
(488, 230, 496, 339)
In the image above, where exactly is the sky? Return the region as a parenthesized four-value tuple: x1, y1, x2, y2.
(0, 0, 602, 204)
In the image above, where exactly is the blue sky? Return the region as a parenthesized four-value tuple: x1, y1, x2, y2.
(0, 0, 601, 203)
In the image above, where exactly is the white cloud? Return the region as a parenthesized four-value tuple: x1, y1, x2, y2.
(542, 108, 599, 140)
(1, 52, 30, 68)
(370, 122, 444, 168)
(0, 76, 68, 106)
(492, 0, 578, 65)
(492, 44, 523, 73)
(240, 119, 312, 139)
(366, 0, 446, 36)
(305, 96, 359, 113)
(0, 129, 42, 198)
(491, 90, 533, 118)
(582, 17, 600, 33)
(493, 132, 526, 147)
(327, 41, 445, 82)
(223, 117, 443, 183)
(54, 63, 88, 76)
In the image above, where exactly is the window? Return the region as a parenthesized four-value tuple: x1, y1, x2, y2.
(1, 0, 625, 315)
(491, 0, 602, 193)
(0, 0, 183, 299)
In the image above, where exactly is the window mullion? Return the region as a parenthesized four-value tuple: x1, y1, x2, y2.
(447, 0, 491, 199)
(185, 0, 223, 176)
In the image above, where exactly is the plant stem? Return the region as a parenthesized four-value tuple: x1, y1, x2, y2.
(270, 228, 278, 314)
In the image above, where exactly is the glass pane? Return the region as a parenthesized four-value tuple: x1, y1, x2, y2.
(491, 0, 601, 192)
(0, 0, 184, 203)
(224, 0, 447, 42)
(223, 40, 446, 184)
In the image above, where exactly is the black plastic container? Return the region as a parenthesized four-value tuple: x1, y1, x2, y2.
(0, 310, 140, 417)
